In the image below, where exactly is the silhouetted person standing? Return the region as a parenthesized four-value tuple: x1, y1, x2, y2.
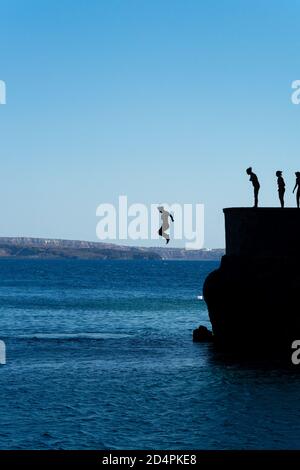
(293, 171, 300, 208)
(246, 167, 260, 208)
(276, 170, 285, 208)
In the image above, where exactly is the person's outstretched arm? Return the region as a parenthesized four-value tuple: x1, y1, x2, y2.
(293, 182, 297, 193)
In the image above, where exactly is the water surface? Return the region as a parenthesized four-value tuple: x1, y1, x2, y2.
(0, 259, 298, 449)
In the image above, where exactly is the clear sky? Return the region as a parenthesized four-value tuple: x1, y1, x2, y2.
(1, 0, 300, 248)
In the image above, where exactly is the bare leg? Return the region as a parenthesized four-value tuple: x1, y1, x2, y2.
(162, 231, 170, 244)
(254, 188, 259, 208)
(279, 190, 285, 208)
(159, 223, 170, 244)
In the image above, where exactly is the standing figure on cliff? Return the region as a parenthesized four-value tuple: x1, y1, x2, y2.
(246, 167, 260, 208)
(276, 170, 285, 208)
(293, 171, 300, 208)
(158, 206, 174, 245)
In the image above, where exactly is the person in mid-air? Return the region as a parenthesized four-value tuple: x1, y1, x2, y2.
(158, 206, 174, 245)
(276, 170, 285, 208)
(246, 167, 260, 208)
(293, 171, 300, 208)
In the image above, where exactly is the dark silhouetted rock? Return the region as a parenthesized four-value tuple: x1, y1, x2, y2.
(193, 325, 213, 342)
(203, 208, 300, 356)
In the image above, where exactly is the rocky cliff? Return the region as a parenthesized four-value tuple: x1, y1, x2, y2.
(203, 208, 300, 356)
(0, 237, 224, 260)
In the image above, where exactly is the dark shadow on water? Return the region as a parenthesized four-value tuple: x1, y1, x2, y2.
(211, 352, 300, 375)
(195, 341, 300, 374)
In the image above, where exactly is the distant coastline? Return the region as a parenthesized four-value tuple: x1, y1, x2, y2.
(0, 237, 224, 261)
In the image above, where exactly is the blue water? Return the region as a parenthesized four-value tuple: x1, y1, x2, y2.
(0, 259, 299, 449)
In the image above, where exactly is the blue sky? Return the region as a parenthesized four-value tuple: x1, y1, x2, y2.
(1, 0, 300, 247)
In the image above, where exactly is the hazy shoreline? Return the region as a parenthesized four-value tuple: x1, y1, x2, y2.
(0, 237, 224, 261)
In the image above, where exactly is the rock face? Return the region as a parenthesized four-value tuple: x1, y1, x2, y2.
(203, 208, 300, 355)
(193, 325, 213, 342)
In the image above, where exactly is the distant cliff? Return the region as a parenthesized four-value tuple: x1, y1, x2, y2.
(0, 237, 224, 260)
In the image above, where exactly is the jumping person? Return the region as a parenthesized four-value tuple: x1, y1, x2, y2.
(158, 206, 174, 245)
(246, 167, 260, 208)
(276, 170, 285, 208)
(293, 171, 300, 208)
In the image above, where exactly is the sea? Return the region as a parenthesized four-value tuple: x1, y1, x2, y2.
(0, 259, 299, 450)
